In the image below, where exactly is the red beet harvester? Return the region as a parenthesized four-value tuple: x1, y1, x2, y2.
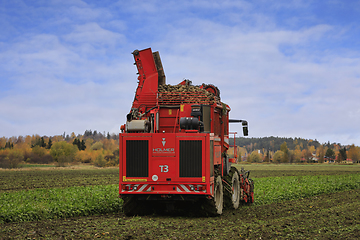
(119, 48, 254, 216)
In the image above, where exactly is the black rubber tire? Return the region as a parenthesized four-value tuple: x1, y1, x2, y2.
(202, 175, 223, 216)
(231, 170, 241, 209)
(213, 175, 224, 215)
(224, 167, 241, 209)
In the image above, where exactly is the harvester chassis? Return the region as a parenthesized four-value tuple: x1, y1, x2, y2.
(122, 166, 254, 217)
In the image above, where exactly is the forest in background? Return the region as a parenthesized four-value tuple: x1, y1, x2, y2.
(228, 137, 360, 164)
(1, 132, 359, 169)
(0, 130, 119, 168)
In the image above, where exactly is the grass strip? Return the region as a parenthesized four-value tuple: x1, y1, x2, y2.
(0, 185, 121, 223)
(254, 173, 360, 205)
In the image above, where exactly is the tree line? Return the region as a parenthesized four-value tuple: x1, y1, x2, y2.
(1, 133, 359, 169)
(233, 136, 332, 153)
(0, 130, 119, 168)
(229, 137, 360, 164)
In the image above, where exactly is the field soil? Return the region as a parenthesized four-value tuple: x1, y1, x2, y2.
(1, 189, 359, 239)
(1, 164, 359, 239)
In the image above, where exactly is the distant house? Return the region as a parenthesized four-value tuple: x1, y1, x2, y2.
(324, 156, 335, 163)
(301, 153, 318, 163)
(311, 153, 318, 162)
(345, 159, 353, 164)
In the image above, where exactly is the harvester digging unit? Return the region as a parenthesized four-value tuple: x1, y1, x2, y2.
(119, 48, 254, 216)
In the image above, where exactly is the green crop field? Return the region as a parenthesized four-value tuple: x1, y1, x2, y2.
(1, 164, 359, 239)
(0, 166, 118, 192)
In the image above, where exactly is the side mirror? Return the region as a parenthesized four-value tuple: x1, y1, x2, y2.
(242, 121, 248, 136)
(243, 126, 248, 136)
(229, 119, 249, 136)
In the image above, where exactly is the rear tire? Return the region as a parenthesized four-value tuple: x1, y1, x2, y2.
(224, 167, 241, 209)
(213, 175, 224, 215)
(231, 170, 241, 209)
(202, 175, 223, 216)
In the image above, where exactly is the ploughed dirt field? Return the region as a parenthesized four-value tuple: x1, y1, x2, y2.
(1, 189, 359, 239)
(1, 164, 359, 239)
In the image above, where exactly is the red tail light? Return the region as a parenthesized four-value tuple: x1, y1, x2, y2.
(122, 185, 133, 191)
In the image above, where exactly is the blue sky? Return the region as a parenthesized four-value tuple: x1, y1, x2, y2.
(1, 0, 360, 146)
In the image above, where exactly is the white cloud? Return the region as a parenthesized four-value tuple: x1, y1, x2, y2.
(151, 16, 360, 145)
(1, 0, 360, 146)
(63, 23, 125, 48)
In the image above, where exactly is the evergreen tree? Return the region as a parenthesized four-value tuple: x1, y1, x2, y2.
(47, 138, 52, 149)
(31, 137, 46, 148)
(40, 137, 46, 148)
(339, 147, 347, 161)
(73, 138, 79, 149)
(72, 138, 86, 151)
(72, 138, 83, 150)
(5, 141, 13, 149)
(325, 148, 335, 159)
(81, 140, 86, 150)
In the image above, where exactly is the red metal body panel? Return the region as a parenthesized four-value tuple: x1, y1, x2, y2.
(158, 108, 178, 133)
(119, 132, 214, 196)
(132, 48, 159, 110)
